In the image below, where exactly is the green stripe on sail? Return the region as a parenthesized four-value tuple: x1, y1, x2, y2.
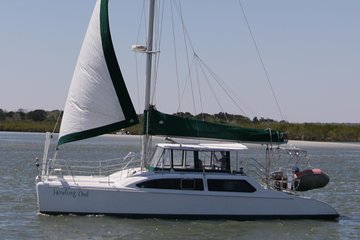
(100, 0, 138, 125)
(145, 107, 286, 143)
(58, 120, 136, 146)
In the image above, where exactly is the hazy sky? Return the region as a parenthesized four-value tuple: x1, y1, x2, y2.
(1, 0, 359, 123)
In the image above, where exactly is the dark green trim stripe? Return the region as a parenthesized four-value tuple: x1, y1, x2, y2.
(57, 120, 136, 146)
(100, 0, 138, 124)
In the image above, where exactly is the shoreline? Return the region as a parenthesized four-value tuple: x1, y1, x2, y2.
(1, 131, 359, 146)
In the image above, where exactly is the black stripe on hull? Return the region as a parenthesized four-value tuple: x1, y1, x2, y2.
(40, 211, 339, 221)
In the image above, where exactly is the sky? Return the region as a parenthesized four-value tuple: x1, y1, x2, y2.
(1, 0, 359, 123)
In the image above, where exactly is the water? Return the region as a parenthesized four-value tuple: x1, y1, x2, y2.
(0, 132, 359, 239)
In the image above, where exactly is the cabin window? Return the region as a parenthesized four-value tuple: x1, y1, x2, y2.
(148, 147, 242, 173)
(172, 149, 185, 167)
(164, 150, 172, 168)
(212, 151, 231, 171)
(149, 147, 165, 169)
(150, 149, 187, 169)
(136, 178, 204, 190)
(207, 179, 256, 192)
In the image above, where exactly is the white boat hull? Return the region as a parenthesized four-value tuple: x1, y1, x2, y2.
(36, 172, 338, 220)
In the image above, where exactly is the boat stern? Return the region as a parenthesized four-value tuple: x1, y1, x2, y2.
(294, 196, 339, 219)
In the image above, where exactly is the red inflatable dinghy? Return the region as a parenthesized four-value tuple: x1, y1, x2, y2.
(295, 168, 329, 191)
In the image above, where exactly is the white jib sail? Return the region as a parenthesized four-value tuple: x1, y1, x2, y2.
(58, 0, 134, 145)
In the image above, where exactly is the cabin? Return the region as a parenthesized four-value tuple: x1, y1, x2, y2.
(136, 143, 257, 193)
(148, 143, 248, 173)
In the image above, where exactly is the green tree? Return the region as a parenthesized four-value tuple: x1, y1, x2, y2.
(0, 109, 6, 120)
(28, 109, 47, 121)
(6, 111, 15, 119)
(46, 110, 62, 121)
(17, 109, 27, 120)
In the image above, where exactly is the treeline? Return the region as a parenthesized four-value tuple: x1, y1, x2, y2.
(1, 108, 359, 142)
(0, 109, 61, 132)
(170, 112, 360, 142)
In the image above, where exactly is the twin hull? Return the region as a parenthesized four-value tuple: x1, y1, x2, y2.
(36, 172, 338, 220)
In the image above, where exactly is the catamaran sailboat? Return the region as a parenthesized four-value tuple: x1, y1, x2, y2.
(35, 0, 338, 219)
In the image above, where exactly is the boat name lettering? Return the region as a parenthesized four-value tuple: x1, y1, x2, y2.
(53, 189, 89, 198)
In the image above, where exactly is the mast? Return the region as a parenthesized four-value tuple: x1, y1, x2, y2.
(141, 0, 156, 169)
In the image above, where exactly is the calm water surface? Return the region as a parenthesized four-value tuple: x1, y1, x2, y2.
(0, 132, 359, 239)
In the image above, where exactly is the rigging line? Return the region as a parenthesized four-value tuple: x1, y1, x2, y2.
(196, 60, 234, 124)
(172, 0, 255, 120)
(172, 1, 196, 53)
(176, 0, 197, 114)
(194, 55, 204, 118)
(150, 0, 164, 105)
(196, 57, 228, 123)
(172, 0, 209, 117)
(176, 58, 195, 112)
(170, 1, 182, 113)
(237, 0, 285, 121)
(174, 59, 202, 141)
(195, 56, 226, 116)
(134, 1, 146, 113)
(134, 54, 141, 113)
(51, 110, 62, 135)
(150, 2, 163, 105)
(196, 56, 250, 117)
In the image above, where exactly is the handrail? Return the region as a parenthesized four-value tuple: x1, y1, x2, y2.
(47, 152, 140, 177)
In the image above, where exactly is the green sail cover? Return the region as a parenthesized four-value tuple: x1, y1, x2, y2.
(144, 107, 285, 143)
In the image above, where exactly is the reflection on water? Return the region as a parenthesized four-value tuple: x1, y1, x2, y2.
(0, 132, 359, 239)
